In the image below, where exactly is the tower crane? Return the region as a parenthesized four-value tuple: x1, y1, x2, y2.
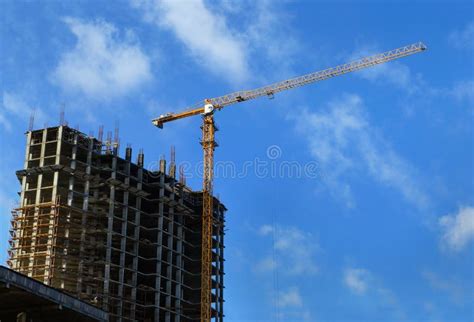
(152, 42, 426, 322)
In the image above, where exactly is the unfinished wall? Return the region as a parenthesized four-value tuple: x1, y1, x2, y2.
(8, 126, 225, 322)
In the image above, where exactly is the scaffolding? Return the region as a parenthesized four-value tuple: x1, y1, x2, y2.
(8, 125, 225, 322)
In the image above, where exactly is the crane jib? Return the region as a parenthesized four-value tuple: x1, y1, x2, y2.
(208, 42, 426, 108)
(151, 42, 426, 126)
(152, 41, 426, 127)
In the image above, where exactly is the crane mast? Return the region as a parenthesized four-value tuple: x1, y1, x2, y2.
(152, 42, 426, 322)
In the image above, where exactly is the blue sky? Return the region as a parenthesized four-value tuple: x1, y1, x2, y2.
(1, 1, 473, 321)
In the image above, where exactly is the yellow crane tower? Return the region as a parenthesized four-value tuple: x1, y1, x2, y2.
(152, 42, 426, 322)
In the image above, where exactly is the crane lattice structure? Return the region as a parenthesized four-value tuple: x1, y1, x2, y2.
(152, 42, 426, 322)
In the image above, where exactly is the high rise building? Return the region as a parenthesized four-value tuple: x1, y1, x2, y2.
(8, 125, 226, 322)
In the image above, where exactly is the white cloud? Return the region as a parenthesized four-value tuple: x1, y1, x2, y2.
(422, 270, 464, 303)
(344, 267, 370, 295)
(449, 80, 474, 104)
(0, 111, 10, 131)
(449, 21, 474, 49)
(259, 224, 274, 236)
(273, 287, 312, 321)
(256, 225, 315, 319)
(290, 94, 429, 209)
(278, 287, 303, 308)
(350, 43, 472, 116)
(439, 206, 474, 252)
(52, 17, 151, 100)
(255, 224, 319, 275)
(243, 0, 299, 74)
(132, 0, 248, 83)
(1, 92, 46, 132)
(131, 0, 299, 85)
(343, 266, 405, 318)
(254, 256, 276, 273)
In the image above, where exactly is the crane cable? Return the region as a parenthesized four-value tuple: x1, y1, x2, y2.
(271, 209, 280, 321)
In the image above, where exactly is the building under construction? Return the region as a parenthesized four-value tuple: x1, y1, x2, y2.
(7, 125, 226, 322)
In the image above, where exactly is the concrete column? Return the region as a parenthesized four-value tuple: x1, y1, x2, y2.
(103, 155, 117, 313)
(117, 156, 131, 320)
(218, 211, 225, 322)
(154, 172, 165, 322)
(28, 129, 47, 276)
(175, 190, 183, 322)
(77, 134, 94, 297)
(45, 126, 62, 284)
(131, 157, 142, 321)
(165, 180, 175, 322)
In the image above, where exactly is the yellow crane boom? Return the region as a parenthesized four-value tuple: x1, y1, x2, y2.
(152, 42, 426, 322)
